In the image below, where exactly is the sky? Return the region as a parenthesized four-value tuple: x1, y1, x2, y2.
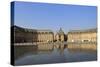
(13, 1, 97, 33)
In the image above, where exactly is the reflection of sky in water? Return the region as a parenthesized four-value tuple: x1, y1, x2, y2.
(14, 44, 97, 65)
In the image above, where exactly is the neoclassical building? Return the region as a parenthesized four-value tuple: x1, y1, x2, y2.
(67, 28, 97, 43)
(13, 25, 54, 43)
(13, 25, 97, 43)
(55, 28, 65, 42)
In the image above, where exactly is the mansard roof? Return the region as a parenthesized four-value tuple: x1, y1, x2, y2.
(68, 28, 97, 34)
(12, 25, 53, 33)
(12, 25, 25, 32)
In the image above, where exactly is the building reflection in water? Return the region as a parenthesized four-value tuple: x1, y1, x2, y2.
(67, 43, 97, 51)
(14, 45, 38, 60)
(14, 44, 54, 60)
(14, 43, 97, 65)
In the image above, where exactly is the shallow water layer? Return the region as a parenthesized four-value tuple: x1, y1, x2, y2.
(14, 44, 97, 65)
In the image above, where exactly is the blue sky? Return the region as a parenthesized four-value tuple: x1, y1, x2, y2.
(14, 1, 97, 33)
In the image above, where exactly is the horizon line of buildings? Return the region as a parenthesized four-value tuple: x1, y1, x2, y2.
(12, 25, 97, 43)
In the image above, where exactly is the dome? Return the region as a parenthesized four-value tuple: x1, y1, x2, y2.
(57, 28, 64, 35)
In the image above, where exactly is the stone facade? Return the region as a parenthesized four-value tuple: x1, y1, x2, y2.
(13, 25, 97, 43)
(67, 28, 97, 43)
(13, 26, 54, 43)
(36, 30, 54, 42)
